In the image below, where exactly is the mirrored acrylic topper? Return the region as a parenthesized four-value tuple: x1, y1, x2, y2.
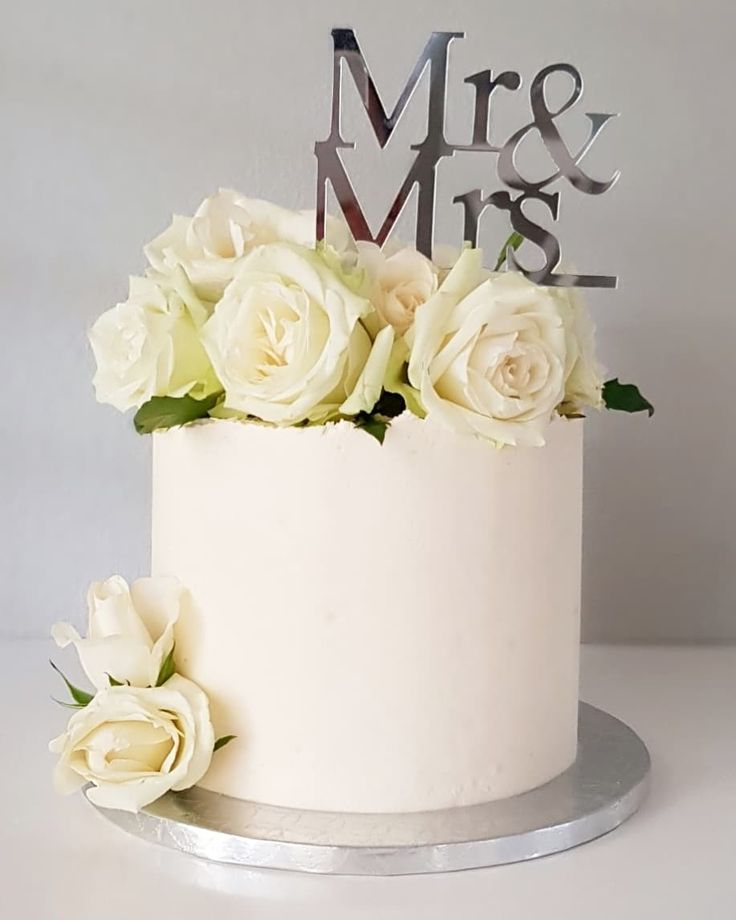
(315, 29, 620, 288)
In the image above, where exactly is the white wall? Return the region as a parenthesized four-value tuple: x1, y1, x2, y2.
(3, 0, 735, 640)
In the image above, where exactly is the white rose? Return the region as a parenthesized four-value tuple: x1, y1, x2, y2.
(356, 242, 439, 335)
(553, 287, 604, 413)
(407, 248, 568, 447)
(89, 274, 217, 413)
(202, 242, 392, 424)
(49, 675, 214, 813)
(51, 575, 183, 690)
(145, 188, 352, 302)
(432, 244, 462, 275)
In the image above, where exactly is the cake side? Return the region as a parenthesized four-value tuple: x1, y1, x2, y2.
(152, 414, 583, 813)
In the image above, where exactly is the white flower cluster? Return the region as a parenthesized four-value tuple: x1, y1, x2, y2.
(90, 189, 604, 447)
(49, 576, 221, 813)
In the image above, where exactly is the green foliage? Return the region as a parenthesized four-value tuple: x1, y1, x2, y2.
(50, 660, 94, 707)
(134, 393, 221, 434)
(493, 231, 525, 271)
(51, 697, 89, 710)
(155, 645, 176, 687)
(602, 379, 654, 417)
(213, 735, 236, 753)
(352, 389, 408, 444)
(354, 414, 389, 444)
(383, 339, 425, 419)
(372, 390, 406, 419)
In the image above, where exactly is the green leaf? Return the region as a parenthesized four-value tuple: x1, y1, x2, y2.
(354, 415, 388, 444)
(383, 338, 426, 419)
(134, 393, 222, 435)
(51, 696, 87, 710)
(494, 231, 524, 271)
(213, 734, 236, 753)
(155, 644, 176, 687)
(50, 660, 94, 707)
(602, 378, 654, 417)
(106, 674, 126, 687)
(371, 389, 406, 419)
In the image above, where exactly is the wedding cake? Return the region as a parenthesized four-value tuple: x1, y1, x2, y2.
(41, 19, 658, 869)
(152, 412, 582, 812)
(48, 187, 650, 817)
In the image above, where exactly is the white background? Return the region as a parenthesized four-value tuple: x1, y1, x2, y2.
(3, 0, 735, 641)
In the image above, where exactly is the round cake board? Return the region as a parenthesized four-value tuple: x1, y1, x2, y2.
(89, 702, 650, 875)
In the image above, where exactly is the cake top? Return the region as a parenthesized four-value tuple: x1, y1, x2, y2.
(88, 28, 652, 448)
(89, 189, 651, 448)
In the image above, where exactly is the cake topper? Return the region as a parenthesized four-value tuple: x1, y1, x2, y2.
(315, 29, 619, 288)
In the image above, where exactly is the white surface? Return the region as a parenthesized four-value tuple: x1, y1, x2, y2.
(4, 0, 736, 643)
(4, 640, 734, 919)
(152, 415, 581, 812)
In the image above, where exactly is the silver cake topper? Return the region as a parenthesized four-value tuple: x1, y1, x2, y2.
(315, 29, 620, 288)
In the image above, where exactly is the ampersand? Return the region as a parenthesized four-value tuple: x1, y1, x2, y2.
(497, 64, 619, 195)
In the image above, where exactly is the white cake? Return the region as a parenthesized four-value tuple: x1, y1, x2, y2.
(152, 413, 582, 814)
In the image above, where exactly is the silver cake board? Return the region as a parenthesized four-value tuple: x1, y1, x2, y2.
(90, 703, 650, 875)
